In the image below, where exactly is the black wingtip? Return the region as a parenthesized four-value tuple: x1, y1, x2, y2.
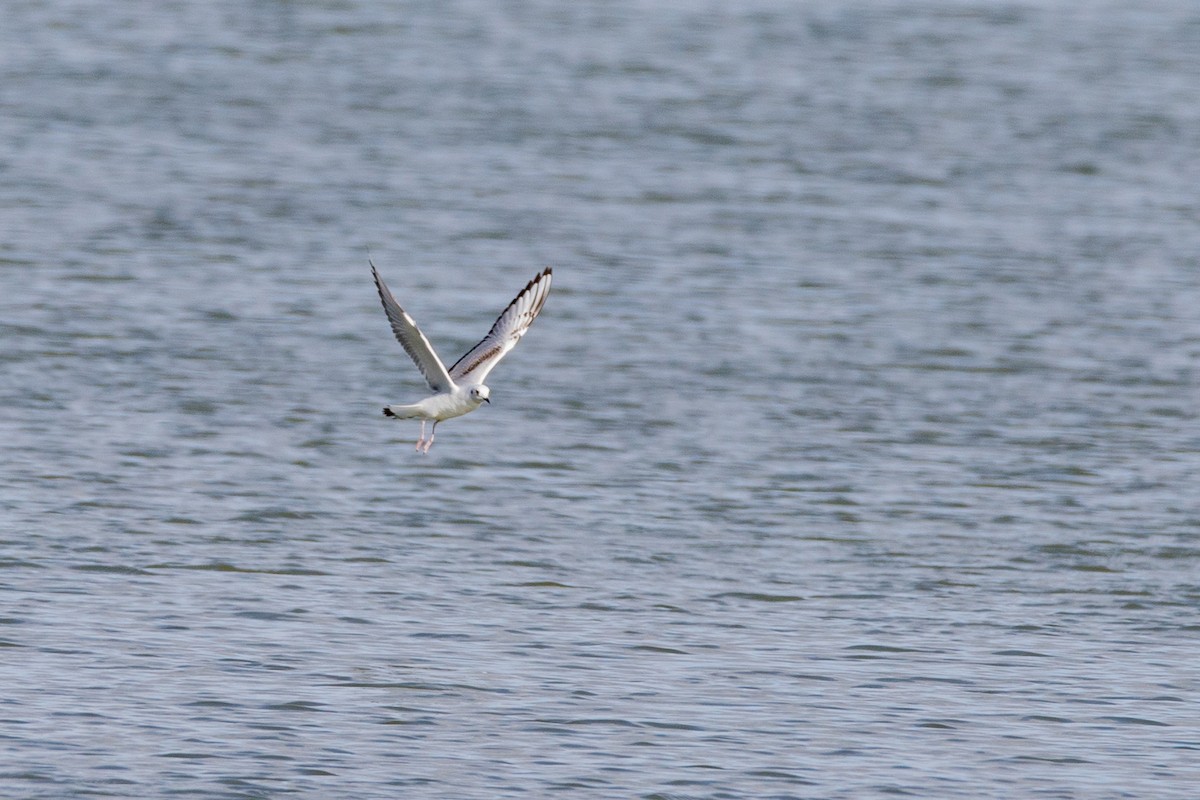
(382, 407, 395, 417)
(522, 267, 552, 295)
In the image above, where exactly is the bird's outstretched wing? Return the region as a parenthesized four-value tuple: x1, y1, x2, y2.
(371, 262, 455, 393)
(448, 267, 552, 385)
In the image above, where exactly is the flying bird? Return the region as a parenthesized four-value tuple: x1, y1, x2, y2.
(370, 262, 552, 452)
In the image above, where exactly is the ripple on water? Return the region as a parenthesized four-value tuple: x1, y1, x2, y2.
(3, 1, 1200, 798)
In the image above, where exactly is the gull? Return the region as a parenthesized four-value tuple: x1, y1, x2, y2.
(370, 262, 552, 453)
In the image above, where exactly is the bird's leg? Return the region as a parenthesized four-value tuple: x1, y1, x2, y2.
(415, 419, 427, 452)
(423, 421, 438, 453)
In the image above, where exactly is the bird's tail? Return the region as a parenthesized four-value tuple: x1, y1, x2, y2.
(382, 404, 423, 419)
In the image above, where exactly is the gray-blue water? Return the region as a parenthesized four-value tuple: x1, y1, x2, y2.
(3, 1, 1199, 797)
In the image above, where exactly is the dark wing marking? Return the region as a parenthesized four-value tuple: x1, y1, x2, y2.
(448, 267, 552, 385)
(371, 262, 454, 393)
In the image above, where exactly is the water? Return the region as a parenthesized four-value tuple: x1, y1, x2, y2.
(3, 0, 1199, 797)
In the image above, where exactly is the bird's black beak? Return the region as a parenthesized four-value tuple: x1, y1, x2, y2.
(484, 397, 491, 404)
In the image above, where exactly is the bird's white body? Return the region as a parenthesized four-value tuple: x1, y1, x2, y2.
(371, 263, 551, 453)
(383, 386, 486, 423)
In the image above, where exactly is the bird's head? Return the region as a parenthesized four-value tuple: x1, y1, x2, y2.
(469, 385, 491, 404)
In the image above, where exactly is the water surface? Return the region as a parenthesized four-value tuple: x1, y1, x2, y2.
(2, 1, 1199, 797)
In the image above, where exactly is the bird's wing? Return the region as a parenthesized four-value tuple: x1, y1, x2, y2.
(448, 267, 552, 385)
(371, 262, 455, 393)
